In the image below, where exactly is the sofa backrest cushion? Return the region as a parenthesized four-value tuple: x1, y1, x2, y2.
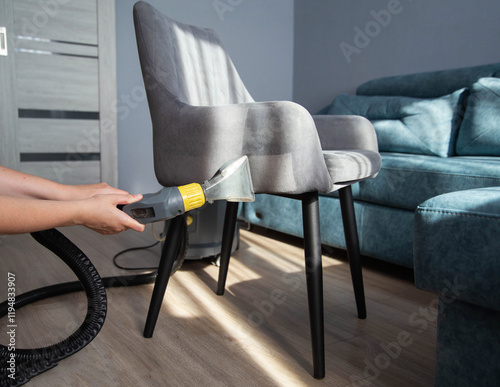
(327, 89, 466, 157)
(357, 63, 500, 98)
(455, 78, 500, 156)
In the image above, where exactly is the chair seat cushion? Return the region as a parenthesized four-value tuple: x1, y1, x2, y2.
(323, 149, 381, 186)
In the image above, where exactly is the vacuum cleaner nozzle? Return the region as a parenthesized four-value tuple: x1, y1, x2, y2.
(202, 155, 255, 203)
(122, 156, 254, 224)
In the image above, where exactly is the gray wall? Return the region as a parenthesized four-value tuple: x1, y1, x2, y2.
(116, 0, 294, 192)
(117, 0, 500, 192)
(293, 0, 500, 113)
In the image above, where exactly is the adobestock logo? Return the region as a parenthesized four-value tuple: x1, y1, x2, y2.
(340, 0, 413, 64)
(213, 0, 244, 22)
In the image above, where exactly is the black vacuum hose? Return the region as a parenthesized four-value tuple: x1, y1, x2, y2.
(0, 224, 188, 386)
(0, 228, 108, 386)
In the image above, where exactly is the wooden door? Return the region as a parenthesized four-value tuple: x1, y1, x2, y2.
(0, 0, 117, 186)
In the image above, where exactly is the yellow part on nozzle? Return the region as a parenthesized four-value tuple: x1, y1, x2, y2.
(177, 183, 205, 211)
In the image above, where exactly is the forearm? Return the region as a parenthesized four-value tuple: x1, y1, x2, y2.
(0, 194, 145, 235)
(0, 166, 69, 200)
(0, 166, 129, 201)
(0, 196, 82, 234)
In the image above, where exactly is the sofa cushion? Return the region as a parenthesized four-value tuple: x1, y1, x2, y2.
(455, 77, 500, 156)
(327, 89, 465, 157)
(343, 153, 500, 210)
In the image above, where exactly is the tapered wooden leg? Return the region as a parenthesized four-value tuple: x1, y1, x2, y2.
(143, 215, 185, 338)
(339, 186, 367, 319)
(216, 202, 239, 296)
(301, 192, 325, 379)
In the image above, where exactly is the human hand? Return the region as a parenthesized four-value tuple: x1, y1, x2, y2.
(76, 194, 146, 235)
(64, 182, 131, 201)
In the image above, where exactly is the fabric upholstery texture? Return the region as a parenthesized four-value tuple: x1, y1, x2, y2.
(434, 299, 500, 387)
(133, 1, 380, 195)
(414, 187, 500, 311)
(456, 77, 500, 156)
(414, 187, 500, 386)
(327, 89, 466, 157)
(353, 152, 500, 210)
(323, 150, 381, 187)
(313, 115, 379, 152)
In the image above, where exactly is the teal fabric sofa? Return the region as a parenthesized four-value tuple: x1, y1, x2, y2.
(413, 187, 500, 386)
(239, 63, 500, 268)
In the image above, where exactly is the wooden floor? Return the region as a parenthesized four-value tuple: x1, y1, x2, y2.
(0, 225, 436, 386)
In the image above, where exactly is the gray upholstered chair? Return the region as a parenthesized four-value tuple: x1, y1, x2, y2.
(133, 1, 381, 379)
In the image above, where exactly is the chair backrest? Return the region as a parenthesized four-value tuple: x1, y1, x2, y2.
(133, 1, 253, 107)
(133, 1, 333, 194)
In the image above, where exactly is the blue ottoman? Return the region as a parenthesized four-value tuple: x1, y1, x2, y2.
(414, 187, 500, 387)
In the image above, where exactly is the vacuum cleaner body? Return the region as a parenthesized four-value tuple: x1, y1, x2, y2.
(164, 202, 239, 260)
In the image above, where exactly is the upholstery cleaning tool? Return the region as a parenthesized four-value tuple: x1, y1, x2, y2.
(0, 156, 254, 386)
(122, 155, 255, 224)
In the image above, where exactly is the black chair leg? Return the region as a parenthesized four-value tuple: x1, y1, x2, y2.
(301, 191, 325, 379)
(216, 202, 239, 296)
(143, 215, 185, 338)
(338, 185, 367, 319)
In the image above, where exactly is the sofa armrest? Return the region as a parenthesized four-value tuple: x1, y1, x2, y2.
(313, 115, 379, 153)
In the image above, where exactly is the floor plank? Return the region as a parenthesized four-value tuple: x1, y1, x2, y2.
(0, 225, 436, 386)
